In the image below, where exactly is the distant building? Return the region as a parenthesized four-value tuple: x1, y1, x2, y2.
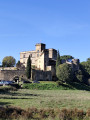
(20, 43, 57, 74)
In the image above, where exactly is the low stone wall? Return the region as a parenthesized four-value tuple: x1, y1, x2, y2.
(0, 69, 52, 81)
(0, 70, 25, 81)
(32, 69, 52, 81)
(0, 67, 17, 70)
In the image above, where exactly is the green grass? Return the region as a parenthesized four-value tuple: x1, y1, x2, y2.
(0, 88, 90, 110)
(23, 81, 90, 91)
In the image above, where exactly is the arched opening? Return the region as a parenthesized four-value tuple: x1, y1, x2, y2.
(13, 76, 19, 83)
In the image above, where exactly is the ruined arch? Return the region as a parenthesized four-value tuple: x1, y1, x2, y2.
(13, 76, 19, 83)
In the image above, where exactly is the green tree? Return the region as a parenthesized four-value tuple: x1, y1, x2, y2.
(57, 63, 73, 83)
(26, 55, 31, 79)
(2, 56, 16, 67)
(81, 58, 90, 75)
(16, 61, 21, 68)
(56, 50, 61, 67)
(56, 50, 61, 76)
(60, 55, 74, 61)
(75, 70, 84, 83)
(16, 61, 25, 70)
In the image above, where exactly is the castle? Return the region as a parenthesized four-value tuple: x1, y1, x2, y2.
(20, 43, 57, 75)
(0, 43, 80, 82)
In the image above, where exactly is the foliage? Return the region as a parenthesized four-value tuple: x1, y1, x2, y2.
(23, 83, 73, 90)
(56, 50, 61, 68)
(16, 61, 21, 68)
(23, 81, 90, 91)
(56, 50, 61, 76)
(0, 106, 89, 120)
(16, 60, 25, 70)
(81, 58, 90, 75)
(2, 56, 16, 67)
(56, 63, 73, 83)
(60, 55, 74, 61)
(26, 55, 31, 79)
(75, 70, 84, 83)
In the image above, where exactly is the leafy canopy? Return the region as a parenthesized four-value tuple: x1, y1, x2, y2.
(60, 55, 74, 61)
(56, 63, 73, 83)
(2, 56, 16, 67)
(81, 58, 90, 75)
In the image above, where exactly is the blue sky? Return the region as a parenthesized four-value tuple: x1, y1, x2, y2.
(0, 0, 90, 64)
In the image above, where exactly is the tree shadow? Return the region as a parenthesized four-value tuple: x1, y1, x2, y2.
(0, 89, 41, 100)
(0, 101, 11, 106)
(0, 97, 33, 99)
(68, 82, 90, 91)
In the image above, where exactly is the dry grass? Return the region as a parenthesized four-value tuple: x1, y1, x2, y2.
(0, 106, 90, 120)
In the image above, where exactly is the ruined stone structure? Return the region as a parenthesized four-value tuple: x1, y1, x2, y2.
(65, 59, 80, 72)
(0, 68, 52, 81)
(0, 43, 80, 82)
(0, 69, 25, 81)
(32, 69, 52, 81)
(20, 43, 57, 72)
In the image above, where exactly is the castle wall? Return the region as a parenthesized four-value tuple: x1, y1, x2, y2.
(0, 69, 52, 81)
(32, 69, 52, 81)
(49, 49, 57, 60)
(0, 70, 25, 81)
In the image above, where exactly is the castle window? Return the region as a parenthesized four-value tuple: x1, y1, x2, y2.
(23, 54, 25, 58)
(37, 50, 39, 53)
(37, 54, 39, 57)
(30, 54, 32, 57)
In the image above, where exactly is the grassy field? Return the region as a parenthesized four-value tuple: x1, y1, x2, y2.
(23, 81, 90, 90)
(0, 88, 90, 111)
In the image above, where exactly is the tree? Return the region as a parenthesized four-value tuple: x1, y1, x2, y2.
(16, 61, 25, 70)
(81, 58, 90, 75)
(56, 63, 73, 83)
(60, 55, 74, 61)
(75, 70, 84, 83)
(2, 56, 16, 67)
(56, 50, 61, 68)
(26, 55, 31, 79)
(56, 50, 61, 76)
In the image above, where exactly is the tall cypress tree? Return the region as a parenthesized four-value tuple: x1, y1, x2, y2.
(56, 50, 61, 76)
(26, 55, 31, 79)
(56, 50, 61, 68)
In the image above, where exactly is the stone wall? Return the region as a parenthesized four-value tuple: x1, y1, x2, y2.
(32, 69, 52, 81)
(0, 70, 25, 81)
(0, 69, 52, 81)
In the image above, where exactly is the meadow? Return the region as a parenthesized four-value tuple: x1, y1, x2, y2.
(0, 87, 90, 110)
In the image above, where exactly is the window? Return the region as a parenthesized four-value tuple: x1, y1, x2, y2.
(23, 54, 25, 58)
(37, 54, 39, 57)
(37, 50, 39, 53)
(30, 54, 32, 57)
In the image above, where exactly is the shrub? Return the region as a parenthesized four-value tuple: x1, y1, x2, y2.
(75, 70, 84, 83)
(56, 63, 73, 83)
(0, 106, 90, 120)
(87, 78, 90, 86)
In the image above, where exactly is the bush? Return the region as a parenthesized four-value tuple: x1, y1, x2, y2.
(56, 63, 73, 83)
(75, 70, 84, 83)
(0, 106, 90, 120)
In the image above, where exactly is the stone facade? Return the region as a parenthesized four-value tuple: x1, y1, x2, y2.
(32, 69, 52, 81)
(64, 59, 80, 72)
(20, 43, 57, 72)
(0, 69, 25, 81)
(0, 69, 52, 81)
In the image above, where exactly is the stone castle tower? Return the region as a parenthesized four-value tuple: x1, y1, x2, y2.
(20, 43, 57, 74)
